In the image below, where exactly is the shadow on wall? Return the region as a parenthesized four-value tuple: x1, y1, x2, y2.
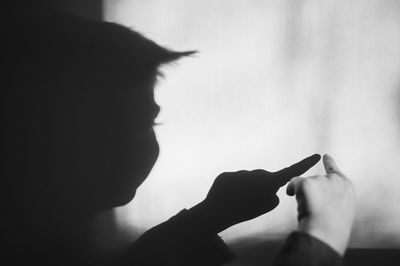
(226, 238, 400, 266)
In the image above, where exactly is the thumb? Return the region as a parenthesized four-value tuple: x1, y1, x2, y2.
(323, 154, 345, 177)
(286, 176, 304, 196)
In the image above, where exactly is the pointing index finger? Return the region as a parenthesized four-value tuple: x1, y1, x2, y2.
(275, 154, 321, 186)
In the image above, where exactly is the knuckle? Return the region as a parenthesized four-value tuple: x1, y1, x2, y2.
(235, 170, 249, 175)
(216, 172, 228, 179)
(251, 169, 269, 175)
(215, 172, 231, 181)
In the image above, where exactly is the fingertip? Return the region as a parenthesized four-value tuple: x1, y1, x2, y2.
(323, 154, 336, 166)
(323, 154, 345, 177)
(286, 189, 294, 196)
(286, 182, 295, 196)
(310, 153, 321, 163)
(323, 154, 332, 161)
(312, 153, 322, 160)
(305, 154, 321, 166)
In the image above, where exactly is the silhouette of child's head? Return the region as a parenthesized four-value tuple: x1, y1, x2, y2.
(3, 13, 193, 218)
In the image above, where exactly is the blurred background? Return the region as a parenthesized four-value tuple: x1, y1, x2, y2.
(15, 0, 400, 264)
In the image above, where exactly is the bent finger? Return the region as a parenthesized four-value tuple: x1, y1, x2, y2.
(286, 176, 305, 196)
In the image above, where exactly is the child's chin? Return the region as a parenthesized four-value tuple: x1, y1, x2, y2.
(112, 189, 137, 208)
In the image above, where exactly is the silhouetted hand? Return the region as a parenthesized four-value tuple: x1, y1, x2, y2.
(286, 154, 355, 255)
(189, 154, 321, 234)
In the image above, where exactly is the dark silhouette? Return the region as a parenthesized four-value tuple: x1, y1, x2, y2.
(128, 155, 320, 266)
(192, 155, 322, 234)
(3, 12, 322, 266)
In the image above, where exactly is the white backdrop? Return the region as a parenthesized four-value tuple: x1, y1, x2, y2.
(104, 0, 400, 248)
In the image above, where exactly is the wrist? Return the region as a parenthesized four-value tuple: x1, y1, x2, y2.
(186, 200, 225, 235)
(187, 200, 233, 234)
(298, 217, 350, 256)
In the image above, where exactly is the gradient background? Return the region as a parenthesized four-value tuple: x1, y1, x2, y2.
(103, 0, 400, 249)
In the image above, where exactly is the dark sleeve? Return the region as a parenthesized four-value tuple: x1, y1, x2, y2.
(123, 210, 235, 266)
(273, 232, 343, 266)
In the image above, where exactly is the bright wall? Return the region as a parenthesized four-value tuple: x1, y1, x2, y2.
(104, 0, 400, 248)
